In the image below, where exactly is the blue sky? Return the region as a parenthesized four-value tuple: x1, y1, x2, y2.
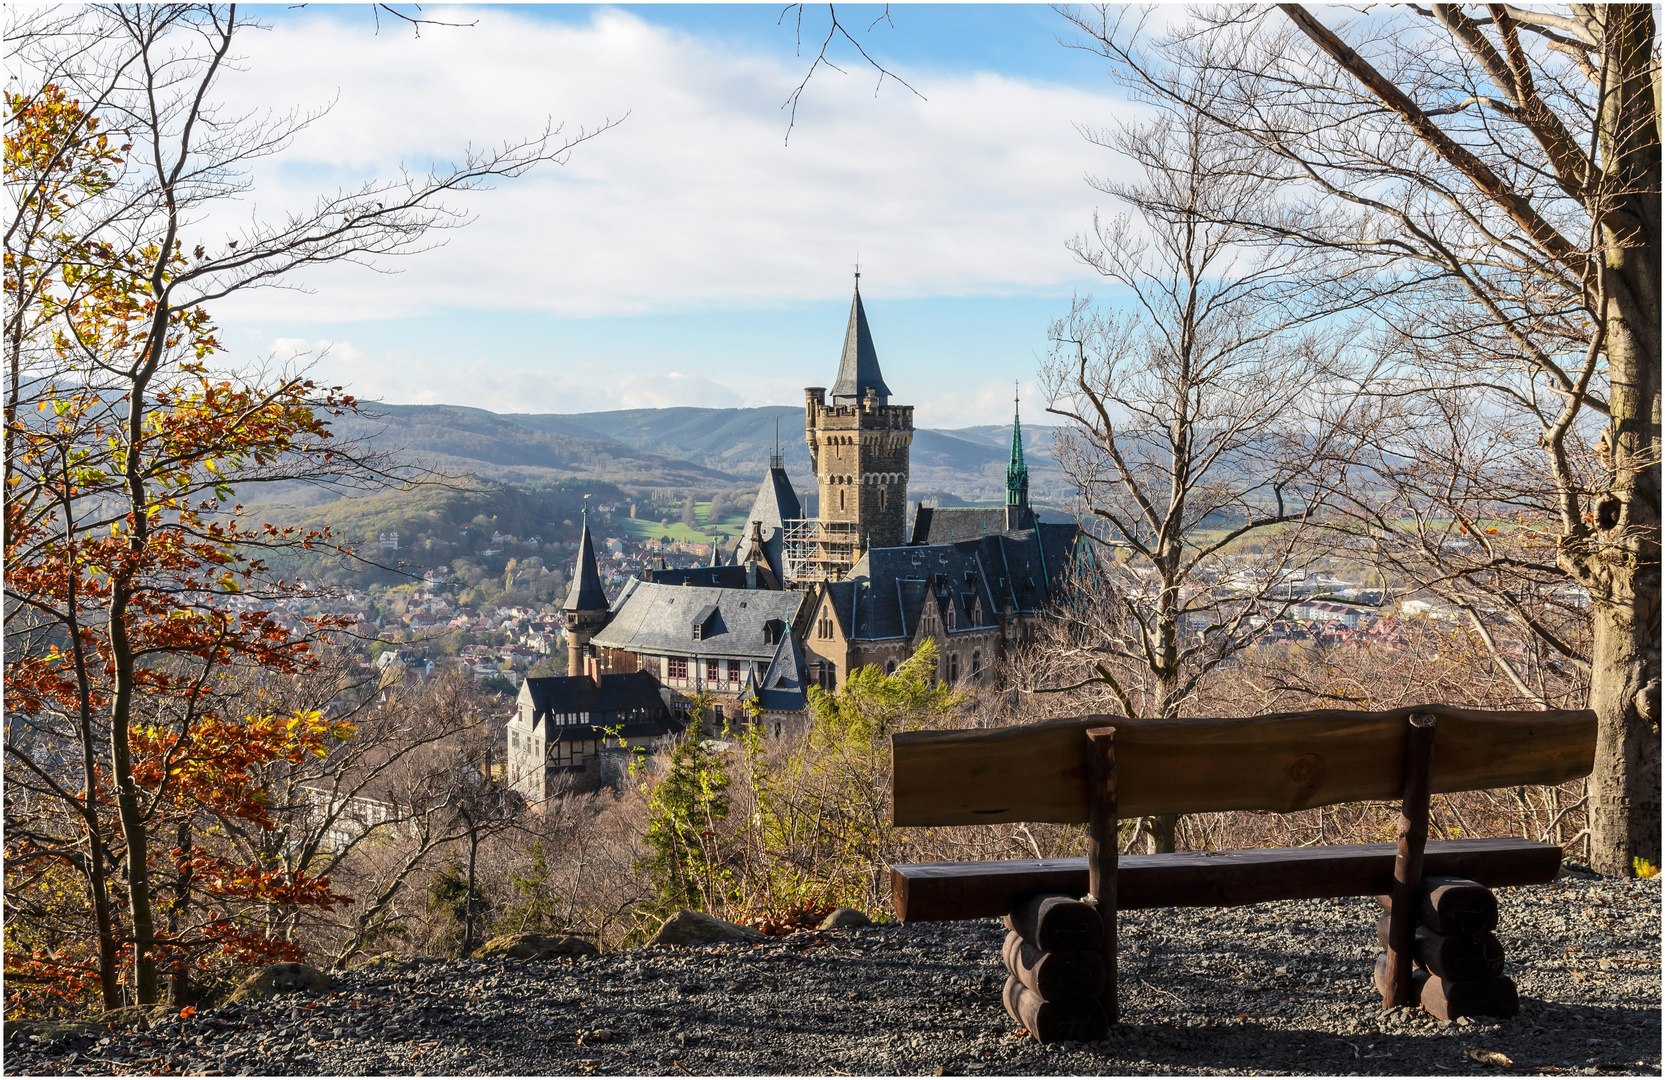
(214, 4, 1143, 426)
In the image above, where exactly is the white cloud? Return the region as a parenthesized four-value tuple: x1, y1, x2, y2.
(206, 7, 1130, 325)
(919, 378, 1051, 430)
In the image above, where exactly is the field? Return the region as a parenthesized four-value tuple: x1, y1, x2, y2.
(609, 502, 752, 546)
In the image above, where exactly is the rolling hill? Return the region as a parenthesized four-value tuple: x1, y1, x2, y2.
(236, 402, 1070, 511)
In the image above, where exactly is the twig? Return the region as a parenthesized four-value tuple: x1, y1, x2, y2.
(1140, 978, 1185, 1004)
(777, 4, 923, 144)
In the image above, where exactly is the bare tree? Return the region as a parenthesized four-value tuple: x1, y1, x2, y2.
(1033, 80, 1371, 852)
(1060, 3, 1658, 874)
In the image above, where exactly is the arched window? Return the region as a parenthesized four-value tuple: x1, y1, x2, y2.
(839, 489, 846, 511)
(949, 653, 960, 683)
(885, 659, 897, 675)
(971, 651, 982, 678)
(880, 487, 887, 509)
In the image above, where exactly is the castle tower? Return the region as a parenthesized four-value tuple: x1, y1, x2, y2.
(563, 498, 609, 675)
(804, 273, 913, 550)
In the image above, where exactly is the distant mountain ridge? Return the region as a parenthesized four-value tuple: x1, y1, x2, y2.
(246, 402, 1067, 506)
(516, 405, 1066, 501)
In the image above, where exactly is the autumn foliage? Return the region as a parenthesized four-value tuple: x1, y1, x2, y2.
(4, 76, 365, 1014)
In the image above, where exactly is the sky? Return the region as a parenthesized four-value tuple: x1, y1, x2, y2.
(212, 4, 1147, 427)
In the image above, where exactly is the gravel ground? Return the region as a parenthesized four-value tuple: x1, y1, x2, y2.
(5, 873, 1658, 1077)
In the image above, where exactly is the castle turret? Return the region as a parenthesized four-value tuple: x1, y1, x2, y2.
(805, 273, 913, 554)
(563, 498, 609, 675)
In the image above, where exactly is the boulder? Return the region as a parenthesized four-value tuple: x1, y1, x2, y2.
(819, 907, 872, 930)
(226, 962, 331, 1003)
(343, 952, 441, 973)
(649, 910, 767, 946)
(473, 932, 600, 961)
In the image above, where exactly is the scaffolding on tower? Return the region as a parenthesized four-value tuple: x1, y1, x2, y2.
(782, 518, 861, 582)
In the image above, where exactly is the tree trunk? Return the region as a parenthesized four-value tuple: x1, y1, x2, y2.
(109, 584, 159, 1004)
(169, 820, 193, 1008)
(1576, 4, 1662, 877)
(463, 828, 481, 957)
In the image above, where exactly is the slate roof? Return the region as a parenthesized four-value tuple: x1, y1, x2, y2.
(742, 632, 809, 714)
(518, 671, 681, 741)
(828, 283, 891, 406)
(590, 579, 809, 661)
(735, 465, 803, 583)
(564, 513, 608, 612)
(827, 522, 1079, 641)
(644, 564, 753, 589)
(911, 505, 1035, 544)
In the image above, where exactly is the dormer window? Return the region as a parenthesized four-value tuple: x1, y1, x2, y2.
(946, 605, 956, 631)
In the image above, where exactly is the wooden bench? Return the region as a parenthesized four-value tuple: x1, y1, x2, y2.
(888, 705, 1596, 1040)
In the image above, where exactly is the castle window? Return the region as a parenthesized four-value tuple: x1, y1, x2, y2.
(885, 659, 897, 675)
(949, 653, 960, 683)
(971, 651, 982, 678)
(881, 488, 887, 509)
(839, 490, 846, 511)
(947, 605, 956, 631)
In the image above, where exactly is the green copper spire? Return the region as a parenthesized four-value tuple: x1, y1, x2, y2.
(1006, 384, 1029, 509)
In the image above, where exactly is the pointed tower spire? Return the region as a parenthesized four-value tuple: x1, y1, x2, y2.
(564, 495, 607, 612)
(1006, 384, 1030, 510)
(564, 495, 609, 677)
(829, 270, 891, 406)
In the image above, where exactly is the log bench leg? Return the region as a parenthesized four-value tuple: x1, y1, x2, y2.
(997, 727, 1120, 1045)
(1383, 712, 1436, 1009)
(1087, 726, 1118, 1026)
(1373, 880, 1520, 1020)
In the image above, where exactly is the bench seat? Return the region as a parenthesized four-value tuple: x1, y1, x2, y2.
(892, 837, 1562, 922)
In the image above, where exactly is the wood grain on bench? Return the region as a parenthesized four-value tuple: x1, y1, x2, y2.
(892, 706, 1595, 826)
(891, 838, 1563, 922)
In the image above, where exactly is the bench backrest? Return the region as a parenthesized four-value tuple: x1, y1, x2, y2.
(891, 705, 1596, 827)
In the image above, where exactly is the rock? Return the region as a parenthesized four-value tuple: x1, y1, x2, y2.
(94, 1004, 180, 1029)
(649, 910, 766, 946)
(820, 908, 872, 930)
(226, 962, 332, 1003)
(342, 952, 440, 973)
(473, 932, 600, 961)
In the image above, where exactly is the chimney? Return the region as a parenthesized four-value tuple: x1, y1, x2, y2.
(746, 560, 758, 590)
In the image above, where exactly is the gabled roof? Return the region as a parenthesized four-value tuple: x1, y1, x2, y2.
(738, 465, 802, 584)
(743, 631, 809, 714)
(517, 671, 681, 741)
(564, 510, 608, 612)
(828, 282, 891, 406)
(590, 579, 808, 660)
(644, 564, 752, 589)
(911, 505, 1034, 544)
(829, 522, 1079, 642)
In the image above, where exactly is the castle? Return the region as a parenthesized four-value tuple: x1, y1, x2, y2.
(507, 275, 1079, 800)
